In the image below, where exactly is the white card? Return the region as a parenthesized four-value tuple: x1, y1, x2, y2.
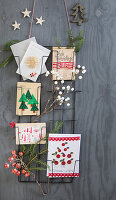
(47, 134, 81, 178)
(19, 41, 50, 82)
(15, 123, 46, 145)
(10, 38, 48, 81)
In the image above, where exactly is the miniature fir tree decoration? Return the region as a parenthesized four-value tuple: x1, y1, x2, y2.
(31, 103, 39, 113)
(19, 101, 28, 111)
(70, 3, 88, 26)
(26, 90, 32, 100)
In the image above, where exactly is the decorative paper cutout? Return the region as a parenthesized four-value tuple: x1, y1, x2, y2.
(15, 123, 46, 145)
(25, 56, 39, 68)
(52, 47, 76, 80)
(16, 82, 41, 116)
(47, 134, 81, 178)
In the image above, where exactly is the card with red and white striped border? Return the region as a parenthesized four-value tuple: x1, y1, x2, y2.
(47, 134, 81, 178)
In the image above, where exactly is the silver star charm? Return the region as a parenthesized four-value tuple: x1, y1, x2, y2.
(12, 21, 20, 30)
(21, 8, 31, 18)
(36, 16, 45, 25)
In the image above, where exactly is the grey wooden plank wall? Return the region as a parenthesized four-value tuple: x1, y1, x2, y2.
(0, 0, 116, 199)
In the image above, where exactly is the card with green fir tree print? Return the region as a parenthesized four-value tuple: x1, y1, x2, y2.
(16, 82, 41, 115)
(47, 134, 81, 178)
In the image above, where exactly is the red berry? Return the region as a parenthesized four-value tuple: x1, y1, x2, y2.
(12, 168, 17, 174)
(56, 154, 60, 158)
(19, 152, 23, 156)
(16, 163, 21, 169)
(12, 163, 16, 167)
(8, 157, 14, 162)
(64, 148, 67, 151)
(54, 161, 58, 165)
(25, 172, 30, 177)
(13, 154, 17, 158)
(12, 150, 16, 154)
(58, 149, 61, 152)
(22, 169, 26, 174)
(61, 161, 66, 165)
(4, 163, 9, 168)
(62, 143, 65, 146)
(67, 154, 71, 158)
(67, 160, 71, 164)
(16, 170, 20, 176)
(62, 154, 65, 157)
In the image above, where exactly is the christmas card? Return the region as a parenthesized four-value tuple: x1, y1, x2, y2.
(52, 47, 76, 80)
(15, 123, 46, 145)
(19, 41, 50, 82)
(10, 38, 48, 81)
(47, 134, 81, 178)
(16, 82, 41, 116)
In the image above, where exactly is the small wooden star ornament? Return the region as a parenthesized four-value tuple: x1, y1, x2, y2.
(12, 21, 20, 30)
(21, 8, 31, 18)
(36, 16, 45, 25)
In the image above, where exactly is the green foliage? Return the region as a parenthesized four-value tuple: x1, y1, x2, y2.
(67, 30, 74, 47)
(20, 145, 26, 153)
(0, 40, 20, 68)
(56, 38, 61, 48)
(51, 121, 64, 133)
(19, 101, 28, 110)
(26, 90, 32, 100)
(19, 93, 28, 102)
(67, 29, 84, 53)
(3, 40, 20, 51)
(28, 167, 46, 171)
(19, 121, 64, 173)
(33, 158, 50, 170)
(0, 54, 14, 68)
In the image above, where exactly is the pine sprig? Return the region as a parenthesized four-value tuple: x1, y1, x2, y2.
(3, 40, 20, 51)
(0, 54, 14, 68)
(34, 158, 50, 170)
(56, 38, 61, 48)
(0, 40, 20, 68)
(28, 167, 46, 171)
(67, 29, 84, 53)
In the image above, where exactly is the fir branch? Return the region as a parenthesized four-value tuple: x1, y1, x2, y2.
(0, 40, 20, 68)
(56, 38, 61, 48)
(34, 158, 50, 170)
(51, 121, 64, 133)
(67, 30, 74, 47)
(73, 30, 83, 41)
(20, 145, 26, 153)
(75, 38, 84, 53)
(3, 40, 20, 51)
(66, 29, 84, 53)
(28, 167, 46, 171)
(0, 54, 14, 68)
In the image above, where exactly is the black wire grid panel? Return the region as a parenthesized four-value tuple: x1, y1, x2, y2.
(16, 47, 81, 183)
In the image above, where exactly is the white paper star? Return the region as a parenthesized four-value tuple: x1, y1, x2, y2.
(12, 21, 20, 30)
(36, 16, 45, 25)
(21, 8, 31, 18)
